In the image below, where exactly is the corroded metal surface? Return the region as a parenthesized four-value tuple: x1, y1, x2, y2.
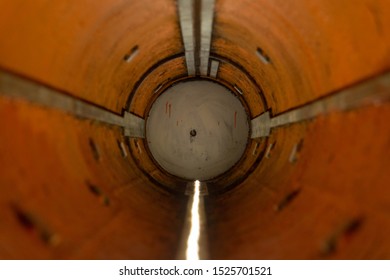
(0, 97, 185, 259)
(208, 104, 390, 259)
(0, 0, 182, 113)
(251, 72, 390, 138)
(0, 71, 145, 138)
(0, 0, 390, 260)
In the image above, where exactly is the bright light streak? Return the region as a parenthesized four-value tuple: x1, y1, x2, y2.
(185, 180, 201, 260)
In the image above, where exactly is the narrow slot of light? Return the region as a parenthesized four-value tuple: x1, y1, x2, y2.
(256, 47, 271, 64)
(234, 84, 243, 95)
(185, 180, 201, 260)
(123, 46, 139, 63)
(154, 83, 163, 93)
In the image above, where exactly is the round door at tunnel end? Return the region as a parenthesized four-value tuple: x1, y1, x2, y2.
(146, 80, 250, 181)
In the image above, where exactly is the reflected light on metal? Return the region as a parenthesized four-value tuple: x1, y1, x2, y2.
(185, 180, 201, 260)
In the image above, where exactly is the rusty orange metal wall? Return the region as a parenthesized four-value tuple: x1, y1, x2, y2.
(206, 0, 390, 259)
(0, 0, 390, 259)
(0, 97, 185, 259)
(213, 0, 390, 113)
(0, 0, 182, 113)
(207, 105, 390, 259)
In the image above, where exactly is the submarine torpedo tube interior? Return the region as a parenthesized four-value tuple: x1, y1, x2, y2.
(0, 0, 390, 259)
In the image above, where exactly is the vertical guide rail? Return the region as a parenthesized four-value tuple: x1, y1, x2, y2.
(0, 71, 145, 138)
(251, 72, 390, 139)
(178, 0, 215, 77)
(176, 180, 209, 260)
(178, 0, 196, 76)
(199, 0, 215, 76)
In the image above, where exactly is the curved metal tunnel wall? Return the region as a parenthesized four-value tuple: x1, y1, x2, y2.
(0, 0, 390, 259)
